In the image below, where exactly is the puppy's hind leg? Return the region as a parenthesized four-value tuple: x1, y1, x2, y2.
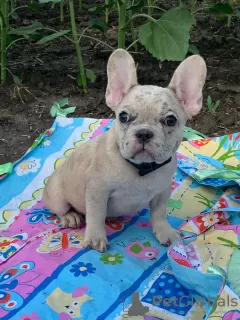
(43, 188, 83, 229)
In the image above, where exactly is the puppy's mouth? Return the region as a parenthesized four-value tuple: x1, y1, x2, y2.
(131, 145, 155, 162)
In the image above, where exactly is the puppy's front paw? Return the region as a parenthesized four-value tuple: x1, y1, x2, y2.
(83, 232, 109, 252)
(154, 224, 181, 246)
(60, 211, 83, 228)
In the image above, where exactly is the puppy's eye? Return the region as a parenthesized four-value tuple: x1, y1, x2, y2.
(164, 115, 177, 127)
(119, 111, 129, 123)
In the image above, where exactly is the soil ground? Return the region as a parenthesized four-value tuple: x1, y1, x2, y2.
(1, 0, 240, 164)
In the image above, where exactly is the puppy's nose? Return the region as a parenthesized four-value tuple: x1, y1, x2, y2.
(136, 129, 154, 144)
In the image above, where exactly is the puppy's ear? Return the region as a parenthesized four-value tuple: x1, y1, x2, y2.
(106, 49, 137, 110)
(169, 55, 207, 118)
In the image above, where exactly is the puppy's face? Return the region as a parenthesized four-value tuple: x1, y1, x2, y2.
(106, 49, 207, 164)
(115, 85, 186, 163)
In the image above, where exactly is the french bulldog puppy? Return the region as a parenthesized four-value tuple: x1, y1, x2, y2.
(43, 49, 206, 252)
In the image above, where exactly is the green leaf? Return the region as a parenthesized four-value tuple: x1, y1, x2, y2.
(214, 100, 220, 111)
(116, 0, 124, 5)
(237, 9, 240, 17)
(37, 30, 70, 44)
(126, 0, 144, 11)
(139, 7, 195, 61)
(183, 126, 207, 141)
(89, 18, 108, 34)
(10, 11, 19, 20)
(28, 3, 42, 11)
(188, 44, 199, 54)
(86, 69, 96, 83)
(58, 98, 69, 107)
(13, 75, 22, 85)
(130, 244, 142, 254)
(0, 163, 13, 176)
(50, 98, 76, 117)
(143, 241, 151, 247)
(210, 3, 233, 15)
(9, 22, 43, 35)
(207, 95, 212, 111)
(88, 0, 114, 13)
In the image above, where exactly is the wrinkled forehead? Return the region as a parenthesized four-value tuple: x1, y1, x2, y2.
(119, 85, 183, 116)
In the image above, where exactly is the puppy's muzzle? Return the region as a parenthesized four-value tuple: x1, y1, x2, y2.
(136, 129, 154, 144)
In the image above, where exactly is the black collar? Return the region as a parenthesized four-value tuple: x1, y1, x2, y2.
(127, 157, 172, 177)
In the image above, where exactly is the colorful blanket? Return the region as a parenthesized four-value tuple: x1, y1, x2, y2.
(1, 117, 240, 320)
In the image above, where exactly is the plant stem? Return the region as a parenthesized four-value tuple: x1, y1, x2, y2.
(10, 0, 14, 11)
(0, 0, 8, 84)
(60, 0, 64, 22)
(127, 2, 137, 52)
(148, 0, 152, 18)
(4, 0, 9, 30)
(105, 0, 109, 24)
(126, 38, 139, 51)
(125, 13, 156, 29)
(117, 0, 126, 49)
(9, 5, 27, 16)
(68, 0, 87, 93)
(79, 0, 82, 10)
(227, 14, 232, 28)
(80, 35, 115, 50)
(6, 36, 25, 50)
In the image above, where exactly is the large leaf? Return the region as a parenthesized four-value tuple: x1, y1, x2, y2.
(37, 30, 71, 44)
(139, 7, 195, 61)
(210, 3, 233, 15)
(9, 22, 43, 35)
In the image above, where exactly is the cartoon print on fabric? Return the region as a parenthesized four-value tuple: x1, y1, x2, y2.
(99, 253, 124, 265)
(228, 193, 240, 205)
(223, 310, 240, 320)
(37, 231, 84, 256)
(0, 262, 35, 311)
(0, 233, 28, 261)
(19, 312, 41, 320)
(124, 241, 160, 260)
(215, 223, 240, 235)
(26, 207, 61, 225)
(105, 220, 124, 232)
(46, 285, 92, 319)
(193, 154, 225, 169)
(70, 262, 96, 277)
(15, 158, 41, 176)
(189, 138, 212, 149)
(141, 272, 195, 316)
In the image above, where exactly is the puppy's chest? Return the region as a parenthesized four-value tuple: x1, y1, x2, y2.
(108, 180, 161, 215)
